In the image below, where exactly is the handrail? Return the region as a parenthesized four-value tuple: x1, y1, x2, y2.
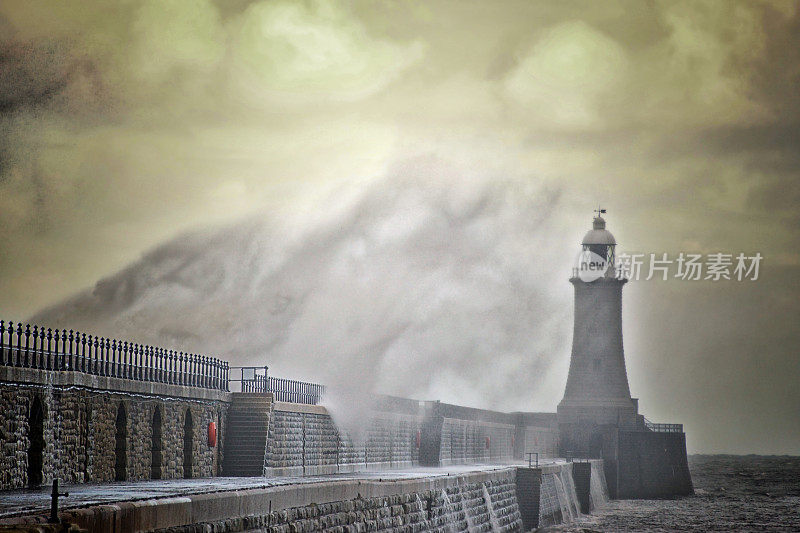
(228, 365, 269, 393)
(0, 320, 229, 392)
(267, 376, 324, 405)
(644, 418, 683, 433)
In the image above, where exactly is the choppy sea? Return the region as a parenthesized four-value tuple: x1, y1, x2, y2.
(546, 455, 800, 532)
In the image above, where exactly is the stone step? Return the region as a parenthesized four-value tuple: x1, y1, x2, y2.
(223, 394, 273, 476)
(226, 412, 270, 419)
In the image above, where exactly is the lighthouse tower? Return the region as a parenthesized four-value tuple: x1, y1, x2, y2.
(557, 211, 643, 456)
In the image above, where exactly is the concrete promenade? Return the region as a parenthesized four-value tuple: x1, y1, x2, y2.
(0, 461, 562, 520)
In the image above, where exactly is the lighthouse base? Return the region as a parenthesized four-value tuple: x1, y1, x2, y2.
(557, 407, 693, 499)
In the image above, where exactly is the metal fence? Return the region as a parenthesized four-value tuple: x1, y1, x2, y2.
(228, 366, 268, 393)
(644, 418, 683, 433)
(267, 376, 324, 405)
(0, 320, 229, 391)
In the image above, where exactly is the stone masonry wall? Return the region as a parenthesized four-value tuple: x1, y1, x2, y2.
(0, 381, 227, 490)
(154, 476, 522, 533)
(439, 418, 515, 465)
(267, 408, 422, 474)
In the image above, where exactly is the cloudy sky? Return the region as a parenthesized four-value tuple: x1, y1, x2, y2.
(1, 1, 798, 454)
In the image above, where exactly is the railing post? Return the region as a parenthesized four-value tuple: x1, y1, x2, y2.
(0, 321, 7, 366)
(149, 346, 154, 381)
(36, 325, 44, 369)
(117, 341, 128, 379)
(121, 339, 127, 378)
(113, 339, 120, 378)
(45, 328, 53, 371)
(100, 337, 107, 376)
(67, 330, 74, 371)
(86, 335, 94, 374)
(60, 330, 67, 370)
(145, 346, 151, 382)
(23, 324, 31, 369)
(54, 329, 61, 370)
(95, 335, 102, 375)
(31, 325, 39, 369)
(188, 353, 194, 386)
(138, 344, 144, 381)
(165, 349, 171, 384)
(199, 356, 205, 389)
(130, 343, 136, 380)
(80, 333, 86, 373)
(189, 354, 195, 387)
(14, 323, 22, 367)
(92, 336, 99, 375)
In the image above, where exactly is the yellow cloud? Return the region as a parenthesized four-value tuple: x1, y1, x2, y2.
(228, 0, 424, 106)
(503, 20, 630, 130)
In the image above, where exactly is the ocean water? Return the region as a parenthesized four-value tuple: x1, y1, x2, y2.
(547, 455, 800, 532)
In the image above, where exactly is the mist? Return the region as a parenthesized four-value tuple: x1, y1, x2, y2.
(33, 156, 574, 414)
(1, 1, 799, 454)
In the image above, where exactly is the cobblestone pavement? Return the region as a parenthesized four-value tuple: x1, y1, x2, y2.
(0, 461, 561, 518)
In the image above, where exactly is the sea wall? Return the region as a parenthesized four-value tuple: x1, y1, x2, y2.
(266, 402, 423, 476)
(3, 463, 609, 531)
(514, 412, 559, 460)
(616, 430, 693, 498)
(0, 366, 228, 490)
(263, 399, 560, 476)
(47, 469, 523, 532)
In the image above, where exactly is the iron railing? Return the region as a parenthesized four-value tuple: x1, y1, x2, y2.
(644, 418, 683, 433)
(0, 320, 229, 391)
(267, 376, 324, 405)
(228, 366, 269, 393)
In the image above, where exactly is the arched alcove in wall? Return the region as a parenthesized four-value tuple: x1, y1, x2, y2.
(151, 406, 162, 479)
(115, 402, 127, 481)
(183, 409, 193, 479)
(27, 396, 44, 488)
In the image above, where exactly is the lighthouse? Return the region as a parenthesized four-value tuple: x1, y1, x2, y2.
(557, 211, 644, 457)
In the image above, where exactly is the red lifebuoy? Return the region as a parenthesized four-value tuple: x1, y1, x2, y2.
(208, 421, 217, 447)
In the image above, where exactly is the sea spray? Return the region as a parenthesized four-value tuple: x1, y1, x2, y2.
(320, 385, 378, 467)
(482, 483, 502, 532)
(440, 489, 458, 533)
(462, 486, 478, 532)
(553, 472, 575, 523)
(559, 468, 581, 518)
(589, 461, 609, 510)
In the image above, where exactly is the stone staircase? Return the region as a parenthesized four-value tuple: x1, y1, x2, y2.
(223, 393, 272, 476)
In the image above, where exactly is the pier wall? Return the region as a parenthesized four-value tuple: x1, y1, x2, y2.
(263, 400, 560, 476)
(266, 401, 424, 476)
(616, 430, 693, 498)
(0, 366, 228, 490)
(52, 469, 524, 532)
